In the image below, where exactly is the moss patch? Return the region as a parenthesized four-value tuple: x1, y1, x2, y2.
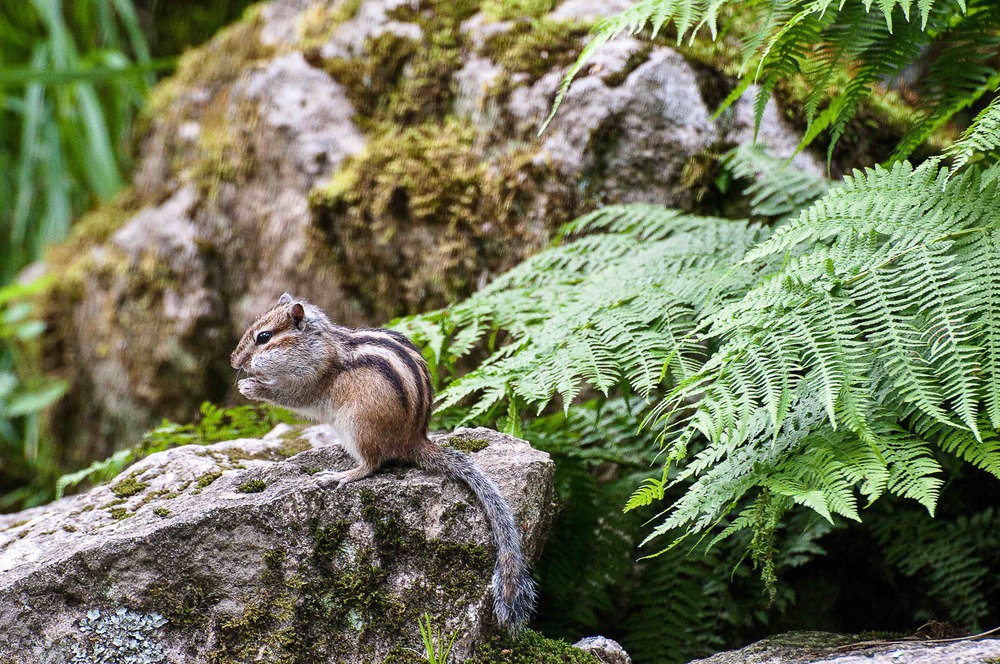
(481, 0, 555, 21)
(445, 436, 490, 453)
(467, 629, 600, 663)
(153, 507, 171, 518)
(311, 119, 560, 317)
(143, 5, 273, 122)
(149, 577, 214, 630)
(235, 479, 267, 493)
(480, 17, 590, 84)
(111, 476, 149, 498)
(197, 470, 223, 489)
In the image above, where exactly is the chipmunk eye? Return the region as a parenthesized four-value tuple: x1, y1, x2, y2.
(255, 331, 273, 345)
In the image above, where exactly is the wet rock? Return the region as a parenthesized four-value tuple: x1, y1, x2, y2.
(0, 426, 556, 663)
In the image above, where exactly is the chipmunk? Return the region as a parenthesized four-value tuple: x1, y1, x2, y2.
(230, 293, 536, 630)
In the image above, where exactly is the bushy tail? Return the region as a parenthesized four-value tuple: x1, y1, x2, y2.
(417, 445, 536, 631)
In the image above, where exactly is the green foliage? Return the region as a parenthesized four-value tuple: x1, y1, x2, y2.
(0, 0, 160, 283)
(399, 144, 1000, 601)
(947, 89, 1000, 179)
(515, 398, 821, 663)
(417, 612, 459, 664)
(55, 402, 301, 498)
(870, 503, 1000, 630)
(546, 0, 1000, 162)
(0, 279, 66, 510)
(0, 0, 160, 511)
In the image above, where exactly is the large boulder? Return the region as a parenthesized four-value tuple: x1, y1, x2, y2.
(39, 0, 823, 464)
(0, 426, 557, 662)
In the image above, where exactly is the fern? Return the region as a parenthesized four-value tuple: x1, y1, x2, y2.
(871, 504, 1000, 629)
(549, 0, 999, 160)
(399, 155, 1000, 558)
(515, 398, 817, 663)
(947, 89, 1000, 176)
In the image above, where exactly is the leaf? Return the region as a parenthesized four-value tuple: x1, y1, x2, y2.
(5, 382, 68, 417)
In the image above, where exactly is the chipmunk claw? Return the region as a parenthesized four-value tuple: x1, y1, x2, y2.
(313, 470, 348, 489)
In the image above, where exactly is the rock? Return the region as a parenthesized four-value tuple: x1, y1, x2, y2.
(0, 426, 556, 663)
(573, 635, 632, 663)
(39, 0, 826, 465)
(689, 631, 1000, 664)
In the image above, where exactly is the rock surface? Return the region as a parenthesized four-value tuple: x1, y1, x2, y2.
(573, 635, 633, 663)
(39, 0, 823, 465)
(0, 426, 556, 663)
(690, 631, 1000, 664)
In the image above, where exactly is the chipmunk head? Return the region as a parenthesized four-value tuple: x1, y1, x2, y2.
(231, 293, 337, 407)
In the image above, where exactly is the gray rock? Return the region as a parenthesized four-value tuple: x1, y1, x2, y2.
(550, 0, 634, 22)
(690, 631, 1000, 664)
(0, 426, 556, 663)
(574, 635, 632, 663)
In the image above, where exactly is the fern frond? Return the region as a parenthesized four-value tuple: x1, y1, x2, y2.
(892, 1, 1000, 160)
(550, 0, 993, 160)
(722, 144, 830, 219)
(946, 89, 1000, 174)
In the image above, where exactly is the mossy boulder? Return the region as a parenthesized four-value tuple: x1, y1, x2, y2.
(0, 426, 562, 662)
(38, 0, 822, 464)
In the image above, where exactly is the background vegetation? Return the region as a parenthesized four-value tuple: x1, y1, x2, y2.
(0, 0, 252, 509)
(2, 0, 1000, 663)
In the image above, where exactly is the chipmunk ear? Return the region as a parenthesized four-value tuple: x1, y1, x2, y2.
(278, 292, 293, 306)
(289, 302, 306, 330)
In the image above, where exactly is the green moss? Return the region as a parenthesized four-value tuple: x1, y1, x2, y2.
(311, 120, 557, 317)
(358, 489, 490, 600)
(319, 32, 421, 122)
(226, 435, 312, 464)
(467, 629, 600, 663)
(108, 507, 129, 521)
(481, 0, 554, 21)
(297, 0, 364, 50)
(277, 435, 312, 457)
(235, 479, 267, 493)
(0, 519, 28, 533)
(444, 436, 490, 453)
(379, 646, 426, 664)
(153, 507, 171, 518)
(150, 577, 213, 630)
(316, 0, 480, 130)
(111, 476, 149, 498)
(190, 98, 262, 197)
(197, 470, 223, 489)
(264, 548, 287, 570)
(481, 18, 590, 84)
(61, 524, 77, 533)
